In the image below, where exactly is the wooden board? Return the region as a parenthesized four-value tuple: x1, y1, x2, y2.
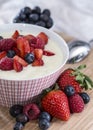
(0, 34, 93, 130)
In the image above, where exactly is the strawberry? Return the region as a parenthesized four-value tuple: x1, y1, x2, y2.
(12, 30, 20, 39)
(37, 32, 48, 44)
(32, 59, 44, 66)
(13, 55, 28, 67)
(0, 51, 6, 60)
(0, 38, 16, 51)
(34, 49, 43, 59)
(57, 65, 93, 93)
(43, 50, 55, 56)
(0, 57, 13, 70)
(24, 34, 36, 43)
(13, 59, 23, 72)
(68, 93, 84, 113)
(41, 90, 70, 121)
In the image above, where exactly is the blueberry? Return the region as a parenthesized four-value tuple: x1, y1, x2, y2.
(79, 92, 90, 104)
(7, 50, 16, 58)
(64, 85, 75, 97)
(14, 122, 24, 130)
(40, 14, 49, 22)
(13, 16, 22, 23)
(36, 21, 46, 27)
(42, 9, 51, 17)
(19, 13, 27, 21)
(24, 53, 35, 64)
(21, 6, 32, 16)
(32, 6, 41, 14)
(39, 112, 51, 122)
(46, 17, 53, 28)
(39, 119, 50, 130)
(29, 13, 39, 22)
(9, 105, 23, 117)
(16, 113, 29, 125)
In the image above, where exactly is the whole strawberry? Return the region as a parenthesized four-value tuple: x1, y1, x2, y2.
(41, 90, 70, 121)
(68, 93, 84, 113)
(57, 65, 93, 93)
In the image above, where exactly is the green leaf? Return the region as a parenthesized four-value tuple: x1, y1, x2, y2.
(77, 64, 86, 70)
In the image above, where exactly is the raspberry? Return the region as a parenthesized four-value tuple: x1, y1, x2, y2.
(23, 103, 40, 120)
(0, 38, 16, 51)
(0, 57, 13, 70)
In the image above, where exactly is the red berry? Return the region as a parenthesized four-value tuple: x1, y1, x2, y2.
(0, 38, 16, 51)
(23, 103, 40, 120)
(0, 57, 13, 70)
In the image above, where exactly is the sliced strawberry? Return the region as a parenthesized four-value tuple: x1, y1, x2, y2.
(24, 34, 36, 41)
(32, 59, 44, 66)
(43, 50, 55, 56)
(23, 39, 31, 54)
(30, 46, 34, 53)
(37, 32, 48, 44)
(12, 30, 20, 39)
(0, 51, 6, 60)
(13, 47, 20, 56)
(16, 37, 25, 58)
(34, 49, 43, 59)
(13, 59, 23, 72)
(13, 55, 28, 67)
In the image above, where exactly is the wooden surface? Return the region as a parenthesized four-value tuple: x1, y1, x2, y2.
(0, 34, 93, 130)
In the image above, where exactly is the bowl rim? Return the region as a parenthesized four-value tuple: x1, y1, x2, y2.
(0, 23, 69, 81)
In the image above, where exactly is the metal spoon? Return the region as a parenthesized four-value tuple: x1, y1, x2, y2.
(67, 39, 92, 64)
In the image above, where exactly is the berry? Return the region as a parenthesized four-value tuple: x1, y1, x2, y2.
(32, 6, 41, 14)
(21, 6, 32, 16)
(36, 21, 46, 27)
(34, 49, 43, 59)
(7, 50, 16, 58)
(9, 104, 23, 117)
(69, 93, 84, 113)
(46, 17, 53, 28)
(13, 59, 23, 72)
(29, 13, 39, 22)
(0, 38, 16, 51)
(32, 58, 44, 66)
(0, 57, 13, 70)
(14, 122, 24, 130)
(38, 119, 50, 130)
(24, 53, 35, 64)
(19, 13, 27, 21)
(39, 112, 51, 122)
(40, 14, 49, 22)
(37, 32, 48, 44)
(64, 85, 75, 97)
(43, 50, 55, 56)
(42, 9, 51, 16)
(0, 51, 6, 60)
(79, 92, 90, 104)
(41, 90, 70, 121)
(23, 103, 40, 120)
(16, 113, 29, 125)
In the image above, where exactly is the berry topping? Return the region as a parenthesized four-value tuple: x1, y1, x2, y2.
(24, 53, 35, 64)
(37, 32, 48, 44)
(38, 118, 50, 130)
(0, 57, 13, 71)
(79, 92, 90, 104)
(64, 85, 75, 97)
(0, 51, 6, 60)
(32, 58, 44, 66)
(9, 104, 23, 117)
(7, 50, 16, 58)
(23, 103, 40, 120)
(13, 59, 23, 72)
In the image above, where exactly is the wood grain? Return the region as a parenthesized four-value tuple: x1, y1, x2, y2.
(0, 34, 93, 130)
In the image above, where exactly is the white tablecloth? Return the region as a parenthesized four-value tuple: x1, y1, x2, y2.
(0, 0, 93, 41)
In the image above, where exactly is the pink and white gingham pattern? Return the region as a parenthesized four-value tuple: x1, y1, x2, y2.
(0, 68, 63, 107)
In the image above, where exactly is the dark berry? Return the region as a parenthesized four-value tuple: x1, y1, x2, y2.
(40, 14, 49, 22)
(79, 92, 90, 104)
(36, 21, 46, 27)
(42, 9, 51, 17)
(21, 6, 32, 16)
(46, 17, 53, 28)
(0, 36, 3, 40)
(64, 85, 75, 97)
(39, 119, 50, 130)
(13, 16, 22, 23)
(29, 13, 39, 22)
(14, 122, 24, 130)
(32, 6, 41, 14)
(24, 53, 35, 64)
(16, 113, 29, 125)
(7, 50, 16, 58)
(39, 112, 51, 122)
(19, 13, 27, 21)
(9, 104, 23, 117)
(23, 103, 40, 120)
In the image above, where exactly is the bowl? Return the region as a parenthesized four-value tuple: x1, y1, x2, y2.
(0, 23, 69, 107)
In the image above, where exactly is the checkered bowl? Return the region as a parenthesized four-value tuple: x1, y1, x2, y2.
(0, 24, 69, 107)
